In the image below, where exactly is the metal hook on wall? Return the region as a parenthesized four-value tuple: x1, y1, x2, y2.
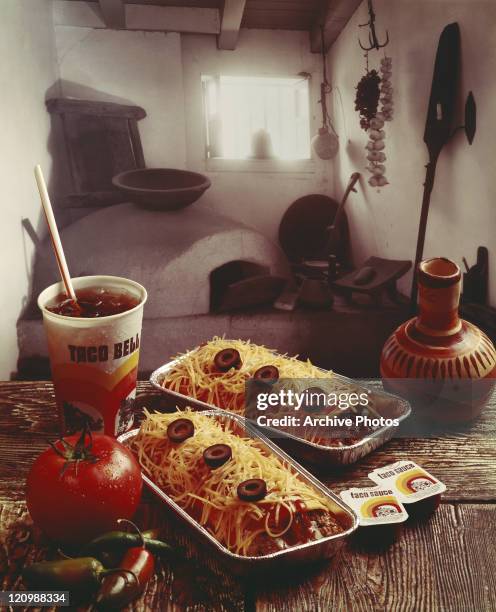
(358, 0, 389, 51)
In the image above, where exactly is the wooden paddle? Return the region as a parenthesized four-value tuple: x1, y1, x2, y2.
(410, 23, 461, 311)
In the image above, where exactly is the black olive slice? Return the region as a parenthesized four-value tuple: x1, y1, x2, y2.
(214, 348, 242, 372)
(203, 444, 232, 469)
(253, 365, 279, 383)
(167, 418, 194, 443)
(237, 478, 267, 502)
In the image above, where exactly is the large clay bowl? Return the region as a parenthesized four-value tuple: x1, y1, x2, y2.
(113, 168, 211, 210)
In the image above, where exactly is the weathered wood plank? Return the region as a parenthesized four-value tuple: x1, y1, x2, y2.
(252, 504, 496, 612)
(0, 382, 494, 502)
(1, 382, 495, 610)
(218, 0, 247, 50)
(3, 501, 494, 611)
(99, 0, 125, 29)
(53, 1, 221, 34)
(0, 500, 244, 611)
(310, 0, 362, 53)
(46, 98, 146, 120)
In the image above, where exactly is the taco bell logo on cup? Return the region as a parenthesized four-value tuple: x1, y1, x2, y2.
(38, 275, 147, 437)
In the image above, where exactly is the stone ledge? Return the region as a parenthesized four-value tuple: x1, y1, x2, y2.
(17, 305, 408, 379)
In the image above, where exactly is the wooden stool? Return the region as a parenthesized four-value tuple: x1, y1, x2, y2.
(332, 257, 411, 305)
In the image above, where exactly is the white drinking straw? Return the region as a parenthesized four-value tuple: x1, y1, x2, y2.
(34, 165, 78, 303)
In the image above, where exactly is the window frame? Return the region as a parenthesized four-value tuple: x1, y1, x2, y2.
(201, 73, 316, 173)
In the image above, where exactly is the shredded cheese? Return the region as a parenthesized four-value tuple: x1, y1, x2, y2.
(160, 337, 357, 447)
(131, 409, 342, 556)
(161, 337, 332, 414)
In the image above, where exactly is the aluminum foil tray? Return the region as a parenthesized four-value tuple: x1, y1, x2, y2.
(149, 357, 411, 466)
(118, 410, 358, 574)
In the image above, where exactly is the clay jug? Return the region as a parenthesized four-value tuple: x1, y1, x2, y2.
(251, 128, 274, 159)
(381, 257, 496, 422)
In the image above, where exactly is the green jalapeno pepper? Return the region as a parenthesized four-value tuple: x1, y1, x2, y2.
(23, 557, 107, 593)
(83, 530, 174, 559)
(96, 527, 162, 569)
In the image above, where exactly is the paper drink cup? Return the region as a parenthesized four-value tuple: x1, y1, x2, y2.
(38, 275, 147, 436)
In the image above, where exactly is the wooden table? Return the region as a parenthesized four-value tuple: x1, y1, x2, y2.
(1, 381, 495, 611)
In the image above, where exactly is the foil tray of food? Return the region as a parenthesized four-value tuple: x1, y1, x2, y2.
(118, 409, 358, 574)
(149, 338, 411, 466)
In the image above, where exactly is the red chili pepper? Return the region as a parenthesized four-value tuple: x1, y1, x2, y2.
(95, 546, 155, 610)
(122, 546, 155, 585)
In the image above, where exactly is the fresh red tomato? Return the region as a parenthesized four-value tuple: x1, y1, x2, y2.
(26, 428, 142, 547)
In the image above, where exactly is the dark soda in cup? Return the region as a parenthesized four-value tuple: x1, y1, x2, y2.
(38, 276, 147, 436)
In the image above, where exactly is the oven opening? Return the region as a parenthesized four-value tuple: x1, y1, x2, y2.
(210, 260, 270, 312)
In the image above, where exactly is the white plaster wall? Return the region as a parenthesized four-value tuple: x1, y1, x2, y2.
(54, 27, 186, 169)
(328, 0, 496, 306)
(181, 30, 333, 243)
(52, 27, 333, 244)
(0, 0, 59, 380)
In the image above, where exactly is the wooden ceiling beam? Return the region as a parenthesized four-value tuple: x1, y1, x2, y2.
(53, 1, 220, 34)
(310, 0, 362, 53)
(98, 0, 125, 29)
(217, 0, 247, 50)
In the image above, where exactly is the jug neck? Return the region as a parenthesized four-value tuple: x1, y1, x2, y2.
(416, 258, 461, 335)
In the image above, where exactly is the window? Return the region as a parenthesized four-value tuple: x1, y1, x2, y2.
(202, 75, 311, 161)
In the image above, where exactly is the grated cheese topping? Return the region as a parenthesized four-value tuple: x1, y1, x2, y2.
(161, 337, 332, 414)
(131, 409, 341, 556)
